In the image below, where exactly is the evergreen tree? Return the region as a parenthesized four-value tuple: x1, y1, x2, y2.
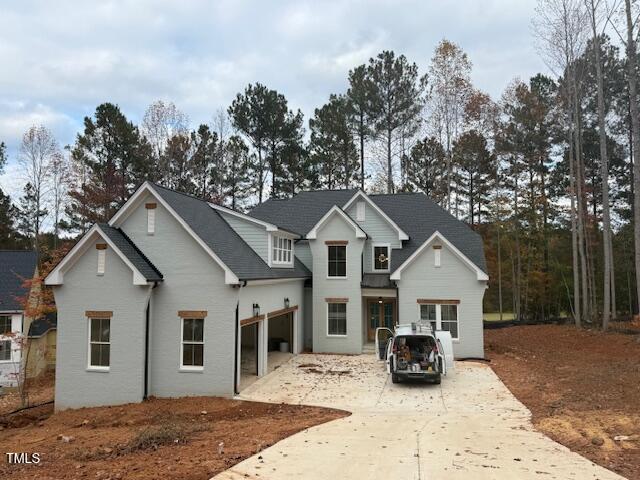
(17, 182, 48, 247)
(406, 136, 447, 203)
(367, 51, 425, 193)
(65, 103, 153, 232)
(346, 65, 374, 190)
(221, 135, 252, 210)
(309, 95, 359, 189)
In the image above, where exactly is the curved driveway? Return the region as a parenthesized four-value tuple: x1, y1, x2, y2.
(214, 354, 623, 480)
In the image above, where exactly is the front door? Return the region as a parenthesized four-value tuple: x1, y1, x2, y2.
(367, 299, 396, 342)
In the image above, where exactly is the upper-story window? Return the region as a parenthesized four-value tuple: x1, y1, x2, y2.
(272, 235, 293, 265)
(327, 244, 347, 278)
(373, 244, 390, 272)
(0, 315, 11, 335)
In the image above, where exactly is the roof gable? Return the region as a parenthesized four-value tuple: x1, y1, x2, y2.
(306, 206, 367, 240)
(0, 250, 37, 311)
(390, 230, 489, 281)
(343, 190, 409, 241)
(45, 224, 163, 286)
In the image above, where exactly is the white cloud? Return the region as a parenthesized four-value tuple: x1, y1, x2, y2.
(0, 0, 547, 161)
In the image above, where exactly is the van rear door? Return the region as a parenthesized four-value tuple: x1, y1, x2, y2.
(434, 330, 455, 374)
(375, 327, 394, 360)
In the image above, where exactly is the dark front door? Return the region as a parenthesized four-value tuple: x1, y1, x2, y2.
(367, 299, 396, 342)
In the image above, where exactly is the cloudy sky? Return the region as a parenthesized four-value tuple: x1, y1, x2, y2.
(0, 0, 546, 196)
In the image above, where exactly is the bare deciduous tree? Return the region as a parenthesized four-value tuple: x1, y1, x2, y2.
(18, 125, 59, 260)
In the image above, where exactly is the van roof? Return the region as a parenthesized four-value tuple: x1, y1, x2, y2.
(395, 323, 434, 336)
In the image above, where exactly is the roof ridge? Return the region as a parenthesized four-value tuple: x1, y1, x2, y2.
(148, 182, 211, 205)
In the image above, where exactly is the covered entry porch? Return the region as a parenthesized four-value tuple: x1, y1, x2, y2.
(361, 275, 397, 351)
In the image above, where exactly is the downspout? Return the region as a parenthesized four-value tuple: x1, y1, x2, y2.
(143, 282, 158, 400)
(233, 280, 247, 395)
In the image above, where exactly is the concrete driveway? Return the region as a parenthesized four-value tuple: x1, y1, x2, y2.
(214, 354, 623, 480)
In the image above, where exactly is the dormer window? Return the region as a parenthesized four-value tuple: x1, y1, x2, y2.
(272, 235, 293, 265)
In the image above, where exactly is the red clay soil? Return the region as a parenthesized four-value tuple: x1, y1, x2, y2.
(0, 395, 348, 480)
(486, 324, 640, 480)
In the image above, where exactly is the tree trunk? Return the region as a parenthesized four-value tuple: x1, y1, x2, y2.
(360, 113, 365, 191)
(625, 0, 640, 320)
(569, 109, 581, 327)
(387, 129, 393, 193)
(497, 222, 503, 322)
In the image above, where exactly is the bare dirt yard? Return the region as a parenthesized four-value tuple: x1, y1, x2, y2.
(486, 323, 640, 480)
(0, 382, 348, 480)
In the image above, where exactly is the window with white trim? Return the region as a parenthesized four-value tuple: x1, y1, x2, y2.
(181, 318, 204, 368)
(89, 317, 110, 368)
(272, 235, 293, 265)
(0, 340, 11, 361)
(373, 245, 390, 272)
(441, 305, 458, 339)
(327, 245, 347, 277)
(327, 303, 347, 336)
(0, 315, 11, 335)
(420, 303, 459, 340)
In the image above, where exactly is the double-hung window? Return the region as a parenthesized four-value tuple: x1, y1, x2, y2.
(327, 245, 347, 277)
(272, 236, 293, 265)
(89, 317, 110, 369)
(0, 315, 11, 335)
(181, 318, 204, 369)
(327, 303, 347, 336)
(420, 303, 459, 340)
(0, 340, 11, 361)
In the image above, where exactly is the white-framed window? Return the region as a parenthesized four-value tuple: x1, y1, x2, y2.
(327, 303, 347, 336)
(356, 201, 365, 221)
(327, 245, 347, 278)
(420, 303, 459, 340)
(372, 244, 390, 272)
(88, 317, 110, 369)
(272, 235, 293, 265)
(181, 317, 204, 370)
(0, 340, 11, 361)
(0, 315, 11, 335)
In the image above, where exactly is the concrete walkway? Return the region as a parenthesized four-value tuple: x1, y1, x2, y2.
(214, 354, 623, 480)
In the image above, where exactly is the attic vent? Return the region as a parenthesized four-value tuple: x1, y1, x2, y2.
(96, 244, 107, 275)
(433, 245, 441, 268)
(356, 201, 365, 221)
(146, 203, 157, 235)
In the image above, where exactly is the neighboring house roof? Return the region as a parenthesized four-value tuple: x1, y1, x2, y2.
(147, 184, 311, 282)
(249, 189, 487, 276)
(370, 193, 487, 274)
(249, 189, 359, 235)
(98, 224, 163, 282)
(0, 250, 37, 311)
(28, 312, 57, 338)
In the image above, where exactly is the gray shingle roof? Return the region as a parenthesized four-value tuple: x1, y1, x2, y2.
(249, 190, 487, 275)
(148, 183, 310, 281)
(28, 312, 57, 338)
(0, 250, 37, 311)
(370, 193, 487, 273)
(249, 189, 359, 235)
(98, 224, 164, 282)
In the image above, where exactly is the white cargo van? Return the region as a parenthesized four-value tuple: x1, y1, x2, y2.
(375, 323, 454, 384)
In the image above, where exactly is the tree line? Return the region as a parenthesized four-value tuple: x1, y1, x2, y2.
(1, 0, 639, 328)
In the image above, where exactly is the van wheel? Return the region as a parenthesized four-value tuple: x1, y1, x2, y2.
(433, 375, 441, 385)
(391, 373, 400, 384)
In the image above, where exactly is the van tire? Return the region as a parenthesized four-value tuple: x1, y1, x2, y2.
(391, 373, 400, 384)
(433, 374, 441, 385)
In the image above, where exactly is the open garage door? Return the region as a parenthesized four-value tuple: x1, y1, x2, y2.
(267, 311, 294, 372)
